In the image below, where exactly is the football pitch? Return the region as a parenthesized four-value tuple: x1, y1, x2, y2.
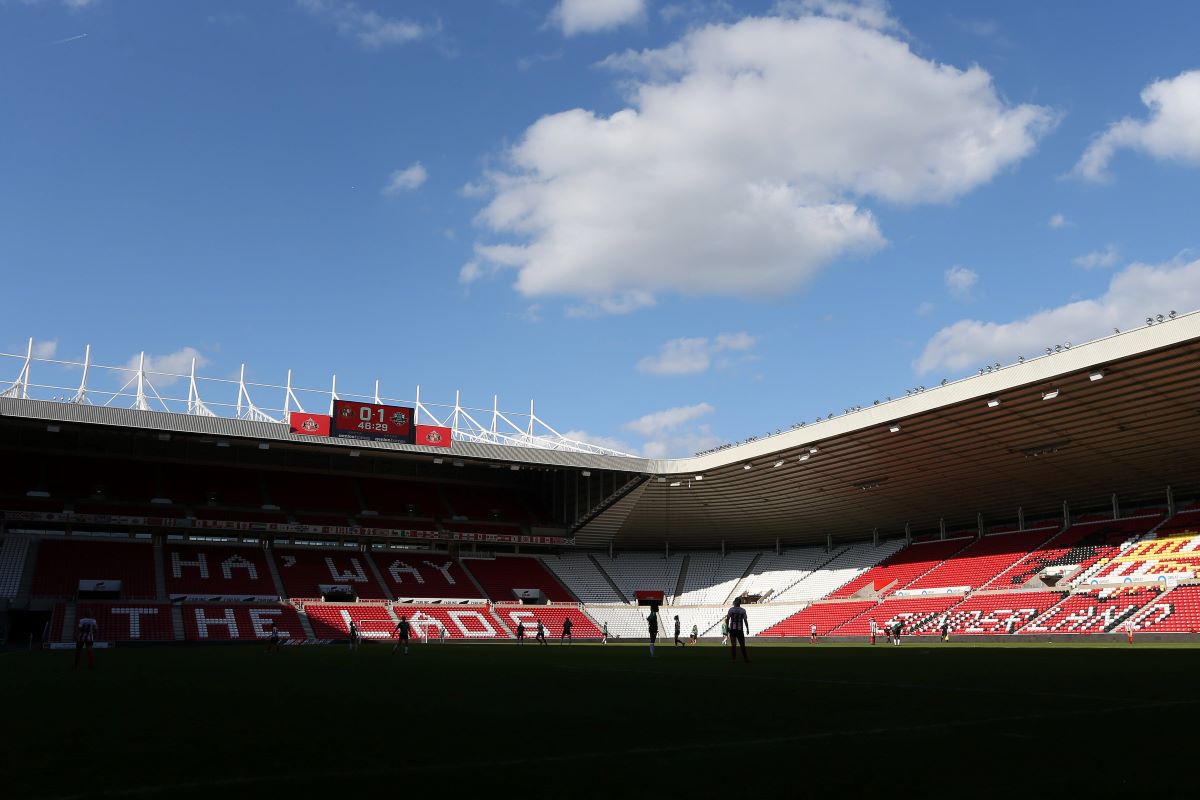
(6, 640, 1199, 798)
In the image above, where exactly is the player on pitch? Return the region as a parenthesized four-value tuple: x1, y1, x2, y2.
(726, 598, 750, 663)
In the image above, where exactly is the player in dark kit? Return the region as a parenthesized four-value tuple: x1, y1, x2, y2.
(348, 620, 360, 651)
(516, 621, 526, 644)
(561, 616, 573, 644)
(674, 615, 684, 647)
(647, 610, 658, 657)
(74, 609, 98, 670)
(392, 615, 411, 655)
(267, 621, 281, 653)
(535, 620, 547, 645)
(726, 598, 750, 662)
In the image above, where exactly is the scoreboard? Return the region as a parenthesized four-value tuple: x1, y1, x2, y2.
(331, 400, 414, 443)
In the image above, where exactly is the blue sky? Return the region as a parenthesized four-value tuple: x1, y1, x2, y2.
(3, 0, 1199, 456)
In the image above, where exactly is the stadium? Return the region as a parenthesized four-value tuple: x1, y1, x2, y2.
(4, 313, 1200, 796)
(7, 2, 1200, 797)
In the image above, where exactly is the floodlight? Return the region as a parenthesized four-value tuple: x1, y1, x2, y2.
(743, 464, 753, 470)
(940, 379, 947, 386)
(258, 443, 270, 450)
(694, 475, 703, 481)
(889, 424, 901, 433)
(348, 449, 360, 457)
(1157, 314, 1165, 323)
(1018, 355, 1025, 363)
(581, 470, 591, 477)
(798, 454, 810, 462)
(1170, 310, 1177, 318)
(773, 461, 785, 468)
(669, 481, 681, 487)
(809, 447, 820, 454)
(986, 398, 1001, 408)
(157, 433, 171, 441)
(1089, 370, 1104, 382)
(1147, 317, 1154, 325)
(433, 458, 444, 464)
(509, 465, 520, 471)
(1042, 388, 1060, 400)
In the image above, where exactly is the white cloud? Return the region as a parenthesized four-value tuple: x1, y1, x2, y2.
(1048, 212, 1070, 229)
(636, 331, 756, 376)
(1074, 69, 1200, 182)
(468, 12, 1052, 314)
(915, 301, 934, 316)
(63, 0, 95, 8)
(1073, 245, 1119, 270)
(125, 347, 209, 387)
(624, 402, 715, 436)
(773, 0, 899, 32)
(32, 340, 57, 358)
(944, 266, 979, 299)
(915, 256, 1200, 376)
(383, 162, 427, 194)
(298, 0, 434, 49)
(554, 0, 645, 36)
(568, 401, 722, 457)
(561, 429, 638, 455)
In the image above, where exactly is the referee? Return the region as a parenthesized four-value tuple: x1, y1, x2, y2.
(726, 598, 751, 663)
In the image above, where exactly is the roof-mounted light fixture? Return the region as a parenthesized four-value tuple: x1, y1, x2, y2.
(743, 464, 753, 470)
(773, 460, 785, 468)
(986, 398, 1001, 408)
(1089, 370, 1104, 382)
(798, 453, 810, 462)
(889, 424, 901, 433)
(1042, 388, 1060, 400)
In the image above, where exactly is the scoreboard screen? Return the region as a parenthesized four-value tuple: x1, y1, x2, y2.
(331, 400, 415, 442)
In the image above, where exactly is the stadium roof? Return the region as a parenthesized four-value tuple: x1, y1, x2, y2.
(586, 313, 1200, 548)
(4, 313, 1200, 550)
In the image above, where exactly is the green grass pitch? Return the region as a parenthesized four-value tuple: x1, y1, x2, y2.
(7, 640, 1200, 798)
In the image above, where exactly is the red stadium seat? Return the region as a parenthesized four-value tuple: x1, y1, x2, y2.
(760, 601, 876, 636)
(369, 551, 484, 600)
(182, 604, 306, 641)
(32, 539, 157, 599)
(273, 547, 388, 599)
(831, 538, 972, 599)
(462, 555, 574, 602)
(164, 543, 279, 597)
(56, 602, 174, 642)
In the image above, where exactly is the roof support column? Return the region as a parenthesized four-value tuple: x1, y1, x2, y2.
(1018, 506, 1025, 531)
(720, 539, 725, 557)
(904, 523, 911, 544)
(826, 534, 832, 553)
(1111, 493, 1120, 520)
(775, 537, 780, 556)
(1062, 500, 1071, 528)
(939, 518, 946, 540)
(872, 528, 879, 547)
(1167, 486, 1176, 518)
(976, 513, 984, 539)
